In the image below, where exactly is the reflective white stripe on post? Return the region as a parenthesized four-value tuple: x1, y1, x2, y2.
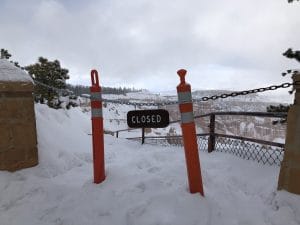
(92, 108, 103, 117)
(178, 91, 192, 104)
(181, 112, 194, 123)
(91, 92, 102, 101)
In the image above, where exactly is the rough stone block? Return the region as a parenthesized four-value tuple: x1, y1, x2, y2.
(25, 147, 38, 162)
(278, 75, 300, 195)
(288, 169, 300, 194)
(0, 96, 38, 171)
(12, 124, 37, 148)
(0, 126, 13, 152)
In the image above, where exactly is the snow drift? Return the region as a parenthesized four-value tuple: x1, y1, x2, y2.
(0, 104, 300, 225)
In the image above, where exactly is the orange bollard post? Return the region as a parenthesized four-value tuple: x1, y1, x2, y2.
(176, 69, 204, 196)
(90, 69, 105, 184)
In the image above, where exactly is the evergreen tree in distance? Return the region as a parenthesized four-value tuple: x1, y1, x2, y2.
(0, 49, 12, 59)
(0, 48, 24, 69)
(67, 84, 142, 96)
(282, 48, 300, 63)
(25, 57, 76, 109)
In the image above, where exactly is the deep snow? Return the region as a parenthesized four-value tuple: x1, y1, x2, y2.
(0, 59, 32, 82)
(0, 104, 300, 225)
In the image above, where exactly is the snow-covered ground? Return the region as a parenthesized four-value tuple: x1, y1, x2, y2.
(1, 104, 299, 225)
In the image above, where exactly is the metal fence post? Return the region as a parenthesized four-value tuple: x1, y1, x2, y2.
(208, 114, 215, 153)
(177, 69, 204, 196)
(141, 127, 145, 144)
(90, 69, 105, 184)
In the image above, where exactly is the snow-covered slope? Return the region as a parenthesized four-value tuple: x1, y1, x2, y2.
(0, 104, 299, 225)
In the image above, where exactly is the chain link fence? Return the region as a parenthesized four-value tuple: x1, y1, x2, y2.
(214, 136, 284, 166)
(132, 134, 283, 166)
(121, 110, 286, 166)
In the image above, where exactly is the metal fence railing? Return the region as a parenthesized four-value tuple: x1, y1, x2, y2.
(116, 111, 286, 166)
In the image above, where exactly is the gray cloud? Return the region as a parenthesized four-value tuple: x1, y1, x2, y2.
(0, 0, 299, 93)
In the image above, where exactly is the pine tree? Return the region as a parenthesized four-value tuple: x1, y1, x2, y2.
(25, 57, 76, 109)
(0, 48, 24, 69)
(67, 84, 142, 96)
(0, 49, 12, 59)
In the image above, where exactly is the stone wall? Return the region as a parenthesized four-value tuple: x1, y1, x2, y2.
(0, 81, 38, 171)
(278, 73, 300, 194)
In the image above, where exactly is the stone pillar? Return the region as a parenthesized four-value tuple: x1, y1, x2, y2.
(0, 82, 38, 172)
(278, 73, 300, 194)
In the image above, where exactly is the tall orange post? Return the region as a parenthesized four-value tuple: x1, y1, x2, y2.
(177, 69, 204, 196)
(90, 69, 105, 184)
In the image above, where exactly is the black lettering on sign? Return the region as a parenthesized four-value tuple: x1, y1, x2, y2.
(127, 109, 169, 128)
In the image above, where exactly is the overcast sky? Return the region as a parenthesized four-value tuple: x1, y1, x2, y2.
(1, 0, 299, 94)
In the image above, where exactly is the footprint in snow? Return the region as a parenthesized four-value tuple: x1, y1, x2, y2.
(135, 182, 146, 193)
(147, 166, 161, 174)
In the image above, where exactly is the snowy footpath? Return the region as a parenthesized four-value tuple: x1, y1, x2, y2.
(1, 104, 300, 225)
